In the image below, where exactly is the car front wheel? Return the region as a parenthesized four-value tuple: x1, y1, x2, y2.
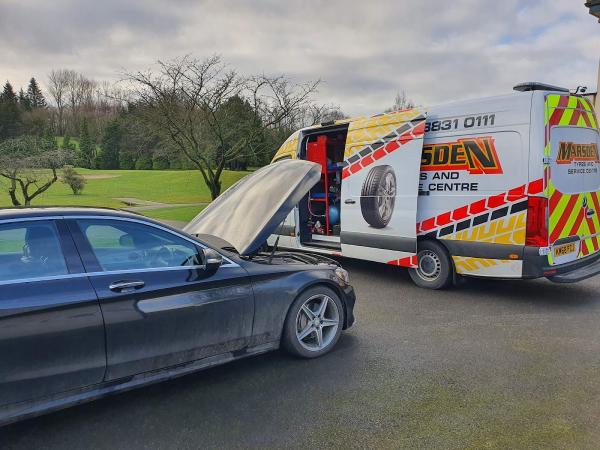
(282, 286, 344, 358)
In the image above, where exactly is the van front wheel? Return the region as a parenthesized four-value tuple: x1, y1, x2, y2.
(409, 241, 453, 289)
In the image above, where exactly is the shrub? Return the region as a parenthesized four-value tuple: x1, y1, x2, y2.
(135, 154, 153, 170)
(62, 165, 86, 195)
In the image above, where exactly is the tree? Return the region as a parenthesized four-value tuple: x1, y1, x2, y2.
(48, 69, 68, 135)
(61, 165, 86, 195)
(97, 118, 120, 169)
(61, 134, 77, 151)
(26, 77, 47, 109)
(78, 118, 94, 168)
(126, 55, 319, 199)
(0, 136, 71, 206)
(0, 81, 21, 140)
(18, 88, 31, 110)
(385, 90, 415, 112)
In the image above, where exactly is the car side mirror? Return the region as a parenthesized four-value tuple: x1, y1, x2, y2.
(203, 248, 223, 272)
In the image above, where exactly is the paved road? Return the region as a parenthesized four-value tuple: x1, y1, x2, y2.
(2, 260, 599, 449)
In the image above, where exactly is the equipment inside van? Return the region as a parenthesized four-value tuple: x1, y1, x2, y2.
(269, 83, 600, 289)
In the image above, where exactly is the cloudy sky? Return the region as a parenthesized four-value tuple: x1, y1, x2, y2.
(0, 0, 598, 116)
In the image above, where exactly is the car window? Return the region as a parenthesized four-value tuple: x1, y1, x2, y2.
(77, 219, 200, 272)
(0, 221, 69, 283)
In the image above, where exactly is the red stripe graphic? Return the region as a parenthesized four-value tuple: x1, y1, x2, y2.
(342, 119, 425, 180)
(388, 255, 417, 268)
(528, 179, 544, 195)
(578, 99, 592, 128)
(587, 219, 599, 252)
(569, 109, 582, 126)
(567, 207, 585, 238)
(417, 179, 542, 235)
(548, 96, 570, 127)
(550, 195, 579, 243)
(549, 189, 562, 212)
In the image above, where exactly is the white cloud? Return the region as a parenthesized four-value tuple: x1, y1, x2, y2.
(0, 0, 598, 115)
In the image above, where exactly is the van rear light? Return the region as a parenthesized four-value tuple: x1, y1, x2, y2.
(525, 196, 548, 247)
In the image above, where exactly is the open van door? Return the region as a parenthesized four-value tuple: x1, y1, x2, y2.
(545, 94, 600, 266)
(339, 109, 427, 266)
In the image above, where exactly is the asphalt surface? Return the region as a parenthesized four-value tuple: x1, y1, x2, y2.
(1, 260, 600, 449)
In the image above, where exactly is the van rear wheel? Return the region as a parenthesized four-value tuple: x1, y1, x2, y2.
(409, 241, 453, 289)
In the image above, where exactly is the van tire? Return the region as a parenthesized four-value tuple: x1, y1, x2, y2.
(360, 165, 396, 228)
(409, 241, 453, 290)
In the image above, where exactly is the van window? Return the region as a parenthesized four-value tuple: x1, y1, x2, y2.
(0, 221, 69, 283)
(550, 126, 600, 195)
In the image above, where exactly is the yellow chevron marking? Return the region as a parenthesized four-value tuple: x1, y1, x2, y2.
(452, 256, 512, 275)
(441, 212, 526, 245)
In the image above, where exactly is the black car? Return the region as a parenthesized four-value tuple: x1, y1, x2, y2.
(0, 160, 355, 425)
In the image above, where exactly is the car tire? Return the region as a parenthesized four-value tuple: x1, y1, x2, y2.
(408, 240, 453, 290)
(360, 165, 396, 228)
(282, 286, 344, 358)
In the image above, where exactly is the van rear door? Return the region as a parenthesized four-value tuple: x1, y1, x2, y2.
(545, 94, 600, 265)
(339, 109, 426, 266)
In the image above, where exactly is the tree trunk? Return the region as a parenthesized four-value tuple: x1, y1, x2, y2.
(8, 177, 21, 207)
(208, 178, 222, 200)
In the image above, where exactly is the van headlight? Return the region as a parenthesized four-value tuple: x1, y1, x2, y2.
(334, 267, 350, 286)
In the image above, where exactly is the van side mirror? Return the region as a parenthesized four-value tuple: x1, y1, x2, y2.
(203, 248, 223, 272)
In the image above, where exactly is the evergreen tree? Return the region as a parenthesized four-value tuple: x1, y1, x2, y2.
(0, 81, 21, 139)
(26, 77, 46, 108)
(1, 81, 17, 102)
(18, 88, 31, 110)
(78, 118, 94, 168)
(62, 134, 76, 151)
(98, 119, 121, 169)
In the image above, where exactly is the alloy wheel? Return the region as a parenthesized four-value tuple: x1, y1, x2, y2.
(295, 294, 340, 352)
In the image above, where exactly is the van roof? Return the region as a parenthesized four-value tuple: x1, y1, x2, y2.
(320, 87, 576, 129)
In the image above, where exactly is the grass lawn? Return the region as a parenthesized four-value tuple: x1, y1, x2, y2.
(142, 205, 206, 223)
(0, 169, 249, 223)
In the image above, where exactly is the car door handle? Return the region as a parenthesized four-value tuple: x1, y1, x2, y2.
(109, 280, 145, 293)
(344, 199, 356, 204)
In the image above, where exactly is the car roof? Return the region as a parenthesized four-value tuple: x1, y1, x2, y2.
(0, 207, 148, 222)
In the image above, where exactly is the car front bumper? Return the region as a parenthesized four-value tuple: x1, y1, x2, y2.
(341, 284, 356, 329)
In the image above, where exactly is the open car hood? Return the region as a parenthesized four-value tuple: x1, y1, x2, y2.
(184, 160, 321, 256)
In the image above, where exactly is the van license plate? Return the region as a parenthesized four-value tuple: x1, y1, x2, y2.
(554, 242, 576, 257)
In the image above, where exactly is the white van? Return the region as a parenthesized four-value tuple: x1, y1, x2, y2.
(268, 82, 600, 289)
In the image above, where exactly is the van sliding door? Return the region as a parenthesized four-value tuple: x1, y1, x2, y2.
(340, 109, 427, 266)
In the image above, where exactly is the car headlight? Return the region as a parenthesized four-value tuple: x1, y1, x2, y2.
(334, 267, 350, 286)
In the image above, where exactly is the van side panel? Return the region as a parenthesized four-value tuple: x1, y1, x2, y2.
(340, 108, 427, 265)
(416, 93, 534, 278)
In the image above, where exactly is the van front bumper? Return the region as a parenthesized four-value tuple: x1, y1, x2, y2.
(523, 246, 600, 282)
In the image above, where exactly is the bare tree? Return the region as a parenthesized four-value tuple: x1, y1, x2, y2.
(47, 69, 69, 134)
(125, 55, 320, 199)
(0, 136, 71, 206)
(385, 90, 415, 113)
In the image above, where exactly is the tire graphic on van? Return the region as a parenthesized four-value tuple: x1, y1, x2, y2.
(360, 165, 396, 228)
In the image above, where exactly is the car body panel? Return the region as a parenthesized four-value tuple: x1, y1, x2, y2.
(0, 208, 355, 426)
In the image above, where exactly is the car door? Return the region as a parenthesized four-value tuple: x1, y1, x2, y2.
(340, 110, 427, 264)
(0, 219, 105, 406)
(68, 217, 253, 381)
